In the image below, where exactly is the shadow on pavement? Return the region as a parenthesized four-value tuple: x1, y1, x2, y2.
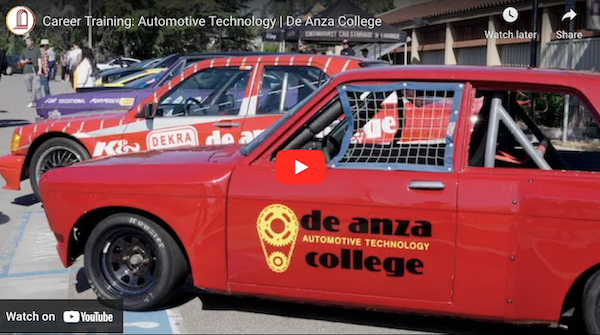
(12, 194, 40, 206)
(0, 119, 30, 128)
(0, 212, 9, 224)
(180, 290, 566, 334)
(75, 267, 91, 293)
(0, 110, 7, 113)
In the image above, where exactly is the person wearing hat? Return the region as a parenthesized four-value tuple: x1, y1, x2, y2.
(20, 36, 42, 108)
(361, 48, 370, 59)
(340, 39, 355, 56)
(39, 39, 51, 96)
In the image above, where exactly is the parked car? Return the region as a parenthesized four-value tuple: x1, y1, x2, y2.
(35, 65, 600, 334)
(96, 57, 163, 85)
(34, 52, 277, 119)
(101, 68, 167, 88)
(96, 56, 141, 71)
(3, 55, 23, 75)
(0, 55, 382, 199)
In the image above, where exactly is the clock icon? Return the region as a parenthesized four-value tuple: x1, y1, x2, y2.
(502, 7, 519, 23)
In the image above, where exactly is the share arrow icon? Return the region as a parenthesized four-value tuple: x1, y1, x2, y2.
(562, 9, 577, 21)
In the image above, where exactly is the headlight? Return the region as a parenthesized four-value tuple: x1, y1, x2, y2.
(10, 133, 21, 153)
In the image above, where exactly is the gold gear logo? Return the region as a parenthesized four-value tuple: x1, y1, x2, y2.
(257, 204, 299, 273)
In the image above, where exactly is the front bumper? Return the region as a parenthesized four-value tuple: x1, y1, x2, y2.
(0, 154, 25, 190)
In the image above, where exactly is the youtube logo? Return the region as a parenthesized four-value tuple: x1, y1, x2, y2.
(276, 150, 325, 185)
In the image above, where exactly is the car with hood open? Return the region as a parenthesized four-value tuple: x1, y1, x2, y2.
(37, 65, 600, 333)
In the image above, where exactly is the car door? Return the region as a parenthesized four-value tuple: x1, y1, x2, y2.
(226, 80, 464, 305)
(238, 63, 330, 144)
(122, 61, 258, 151)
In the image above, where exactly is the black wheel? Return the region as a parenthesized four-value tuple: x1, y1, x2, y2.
(582, 270, 600, 333)
(84, 213, 188, 311)
(29, 137, 90, 200)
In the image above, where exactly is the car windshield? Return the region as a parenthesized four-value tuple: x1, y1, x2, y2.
(124, 72, 163, 88)
(132, 58, 159, 69)
(241, 77, 331, 155)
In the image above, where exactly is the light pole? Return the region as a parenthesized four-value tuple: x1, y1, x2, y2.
(88, 0, 93, 48)
(529, 0, 539, 67)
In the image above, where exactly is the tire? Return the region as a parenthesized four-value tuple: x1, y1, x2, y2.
(582, 270, 600, 333)
(5, 66, 13, 76)
(84, 213, 188, 311)
(29, 137, 90, 200)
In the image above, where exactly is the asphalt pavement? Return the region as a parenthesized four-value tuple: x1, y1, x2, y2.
(0, 74, 567, 334)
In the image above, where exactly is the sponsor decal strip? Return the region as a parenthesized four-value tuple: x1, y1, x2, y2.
(257, 206, 430, 277)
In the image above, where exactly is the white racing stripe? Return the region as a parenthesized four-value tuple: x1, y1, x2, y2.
(342, 59, 351, 71)
(82, 115, 226, 138)
(324, 57, 332, 73)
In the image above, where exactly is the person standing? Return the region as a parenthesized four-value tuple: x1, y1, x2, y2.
(340, 39, 355, 56)
(73, 47, 98, 89)
(0, 47, 6, 82)
(60, 48, 69, 82)
(297, 41, 308, 53)
(361, 48, 370, 58)
(20, 36, 42, 108)
(39, 39, 51, 96)
(67, 42, 82, 87)
(47, 43, 56, 81)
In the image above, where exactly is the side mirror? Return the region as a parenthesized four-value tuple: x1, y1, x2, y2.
(142, 103, 158, 119)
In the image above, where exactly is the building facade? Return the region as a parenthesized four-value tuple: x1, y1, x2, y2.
(379, 0, 600, 70)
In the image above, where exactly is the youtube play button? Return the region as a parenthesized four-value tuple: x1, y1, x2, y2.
(295, 160, 308, 175)
(276, 150, 325, 185)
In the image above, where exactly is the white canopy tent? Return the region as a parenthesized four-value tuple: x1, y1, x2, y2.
(352, 42, 408, 65)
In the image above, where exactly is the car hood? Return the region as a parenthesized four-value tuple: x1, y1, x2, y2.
(38, 144, 244, 198)
(77, 144, 243, 167)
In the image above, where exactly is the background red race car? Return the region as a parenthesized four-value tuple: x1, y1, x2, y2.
(38, 65, 600, 332)
(0, 55, 385, 199)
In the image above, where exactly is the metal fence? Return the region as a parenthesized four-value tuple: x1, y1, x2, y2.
(455, 46, 486, 66)
(499, 43, 530, 67)
(541, 37, 600, 71)
(420, 50, 445, 65)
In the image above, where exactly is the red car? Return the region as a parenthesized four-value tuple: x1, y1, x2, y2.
(0, 54, 377, 199)
(39, 65, 600, 332)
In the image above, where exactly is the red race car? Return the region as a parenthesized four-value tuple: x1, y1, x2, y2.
(0, 55, 380, 199)
(39, 65, 600, 332)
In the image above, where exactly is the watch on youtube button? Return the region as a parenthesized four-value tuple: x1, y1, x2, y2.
(276, 150, 325, 185)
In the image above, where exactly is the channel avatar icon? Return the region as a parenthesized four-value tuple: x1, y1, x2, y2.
(6, 6, 36, 36)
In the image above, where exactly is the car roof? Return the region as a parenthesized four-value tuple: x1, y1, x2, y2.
(333, 64, 600, 83)
(189, 54, 380, 66)
(328, 65, 600, 110)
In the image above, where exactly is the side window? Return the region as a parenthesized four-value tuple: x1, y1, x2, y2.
(256, 66, 328, 115)
(276, 82, 464, 172)
(468, 89, 600, 172)
(157, 67, 251, 117)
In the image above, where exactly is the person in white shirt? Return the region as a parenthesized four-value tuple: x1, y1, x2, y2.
(67, 42, 82, 86)
(47, 45, 56, 80)
(73, 47, 98, 89)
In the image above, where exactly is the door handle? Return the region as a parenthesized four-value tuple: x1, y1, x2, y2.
(408, 181, 445, 190)
(213, 122, 240, 128)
